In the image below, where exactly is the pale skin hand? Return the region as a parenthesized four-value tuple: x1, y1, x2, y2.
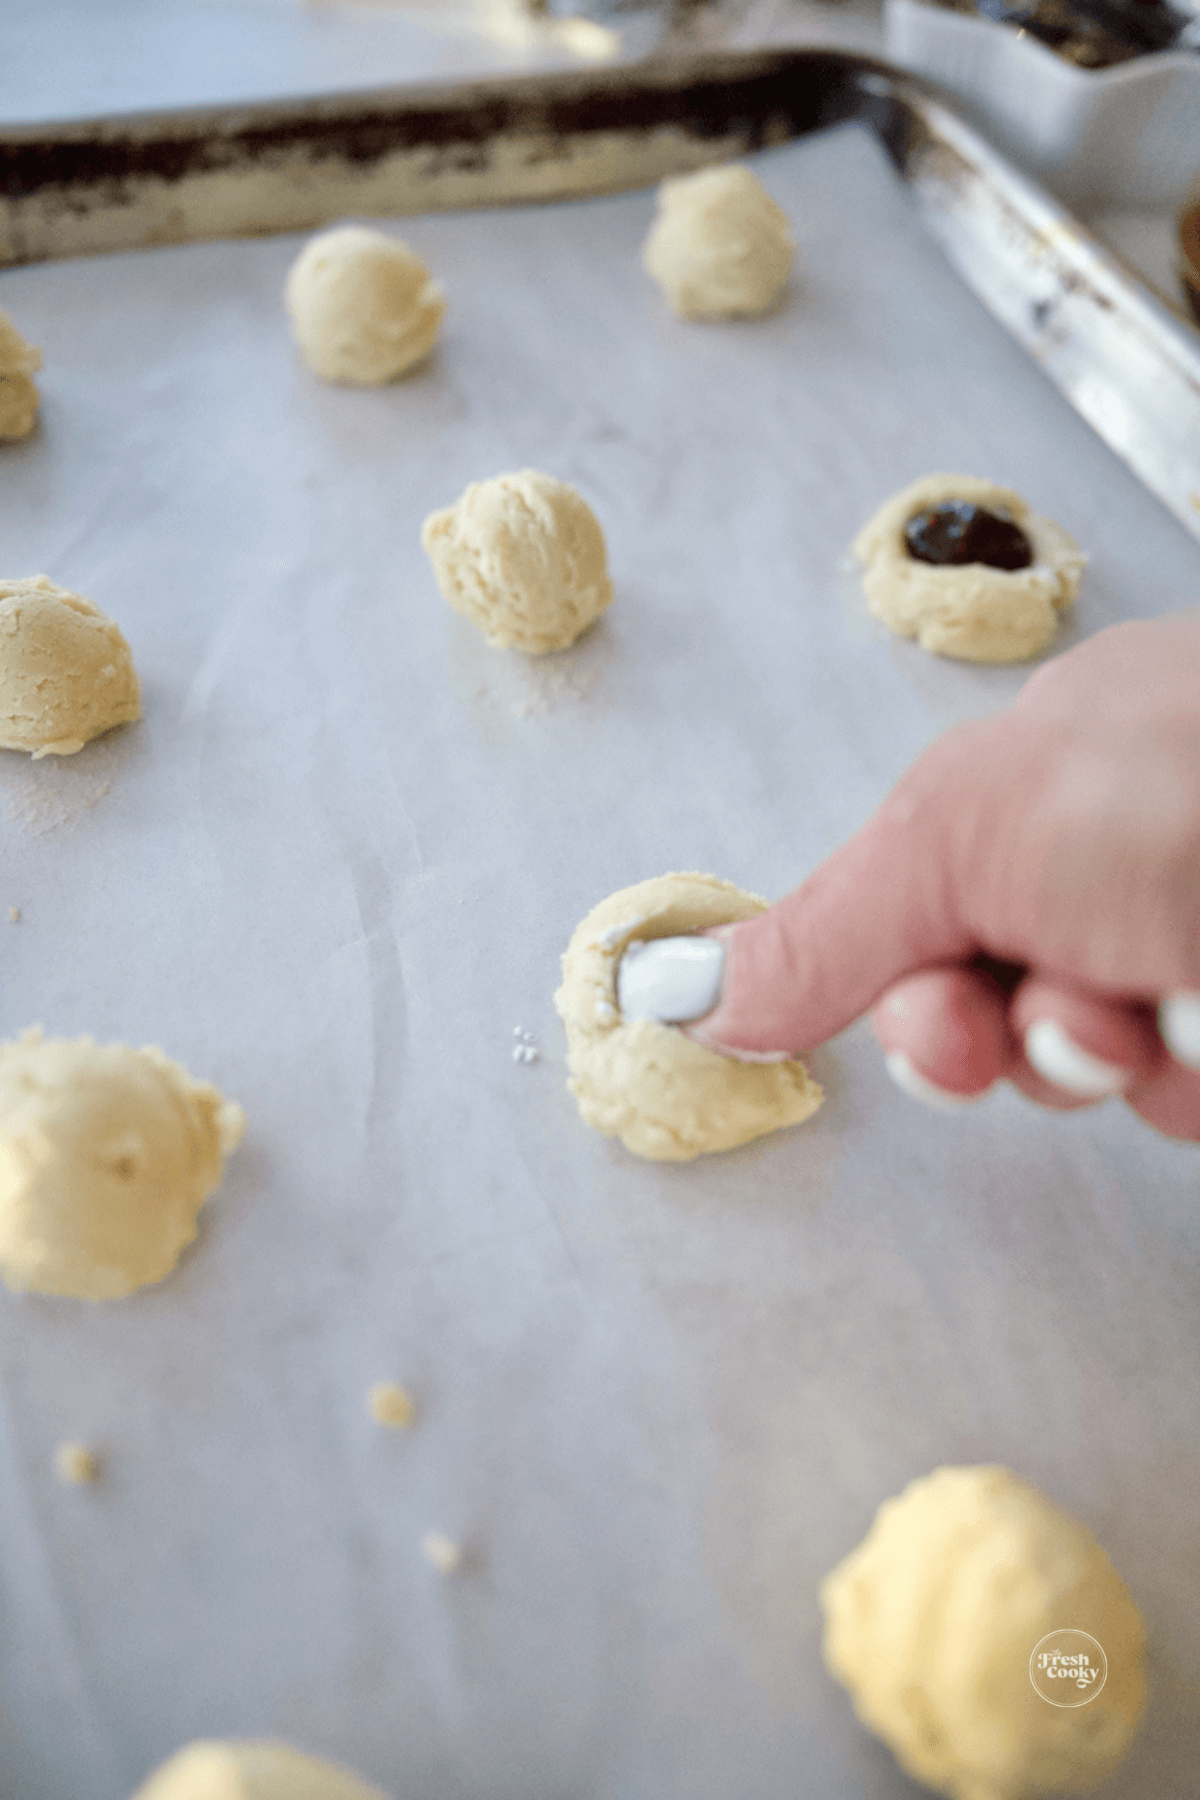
(688, 614, 1200, 1141)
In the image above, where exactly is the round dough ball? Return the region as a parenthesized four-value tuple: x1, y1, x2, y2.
(853, 474, 1085, 663)
(642, 164, 793, 320)
(130, 1739, 392, 1800)
(0, 307, 42, 439)
(821, 1465, 1147, 1800)
(285, 224, 445, 385)
(422, 468, 613, 654)
(555, 873, 822, 1161)
(0, 1029, 246, 1300)
(0, 574, 140, 757)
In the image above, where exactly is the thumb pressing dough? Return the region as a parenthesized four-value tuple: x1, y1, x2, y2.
(130, 1740, 391, 1800)
(0, 575, 140, 757)
(422, 468, 613, 653)
(285, 224, 445, 385)
(820, 1464, 1146, 1800)
(853, 474, 1085, 663)
(555, 873, 822, 1160)
(0, 1029, 246, 1300)
(642, 164, 793, 320)
(0, 307, 42, 439)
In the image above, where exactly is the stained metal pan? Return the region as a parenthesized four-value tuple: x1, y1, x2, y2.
(2, 48, 1199, 538)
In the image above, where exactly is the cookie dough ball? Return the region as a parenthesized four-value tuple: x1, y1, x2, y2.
(0, 575, 140, 757)
(285, 224, 445, 385)
(422, 468, 613, 653)
(853, 474, 1085, 662)
(0, 308, 42, 439)
(642, 164, 793, 320)
(821, 1465, 1147, 1800)
(555, 873, 822, 1160)
(130, 1740, 391, 1800)
(0, 1029, 246, 1300)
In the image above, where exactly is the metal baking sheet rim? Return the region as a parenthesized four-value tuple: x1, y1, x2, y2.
(0, 49, 845, 262)
(2, 47, 1199, 544)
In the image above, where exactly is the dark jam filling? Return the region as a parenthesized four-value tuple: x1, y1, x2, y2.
(904, 502, 1034, 572)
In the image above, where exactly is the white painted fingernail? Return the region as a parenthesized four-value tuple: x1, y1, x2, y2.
(1159, 990, 1200, 1072)
(617, 936, 725, 1024)
(885, 1052, 985, 1111)
(685, 1027, 793, 1064)
(1024, 1019, 1131, 1096)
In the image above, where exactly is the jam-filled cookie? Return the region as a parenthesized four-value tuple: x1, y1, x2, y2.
(852, 474, 1086, 662)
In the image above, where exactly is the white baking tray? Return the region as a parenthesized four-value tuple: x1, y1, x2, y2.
(0, 116, 1198, 1800)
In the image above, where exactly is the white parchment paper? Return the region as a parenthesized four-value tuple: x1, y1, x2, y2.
(0, 126, 1198, 1800)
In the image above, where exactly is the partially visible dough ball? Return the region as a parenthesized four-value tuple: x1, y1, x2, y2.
(285, 224, 445, 385)
(555, 873, 822, 1160)
(422, 468, 613, 653)
(642, 164, 793, 320)
(0, 1029, 246, 1300)
(821, 1465, 1147, 1800)
(129, 1740, 392, 1800)
(853, 474, 1085, 663)
(0, 307, 42, 439)
(0, 574, 140, 757)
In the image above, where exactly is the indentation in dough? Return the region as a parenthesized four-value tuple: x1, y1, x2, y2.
(555, 872, 822, 1161)
(852, 474, 1085, 663)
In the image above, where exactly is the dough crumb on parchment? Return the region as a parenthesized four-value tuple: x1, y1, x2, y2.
(853, 474, 1085, 663)
(367, 1382, 415, 1428)
(1, 773, 114, 839)
(821, 1464, 1146, 1800)
(421, 1531, 464, 1576)
(54, 1441, 100, 1485)
(422, 469, 613, 655)
(556, 872, 822, 1161)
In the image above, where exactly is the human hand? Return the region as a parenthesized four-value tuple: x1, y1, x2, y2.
(688, 614, 1200, 1141)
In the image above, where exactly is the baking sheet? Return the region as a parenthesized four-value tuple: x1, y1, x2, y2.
(0, 123, 1198, 1800)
